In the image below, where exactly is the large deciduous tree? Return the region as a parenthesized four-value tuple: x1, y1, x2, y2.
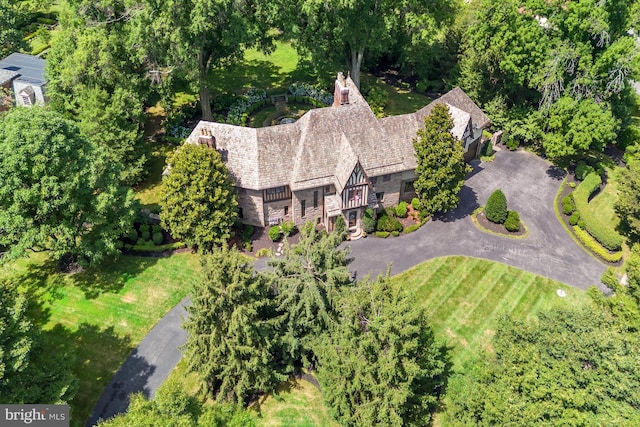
(136, 0, 272, 120)
(443, 307, 640, 425)
(0, 280, 77, 404)
(182, 246, 283, 404)
(0, 108, 137, 265)
(159, 144, 237, 252)
(0, 1, 25, 58)
(46, 1, 150, 185)
(315, 274, 449, 427)
(615, 158, 640, 241)
(288, 0, 455, 89)
(413, 103, 470, 217)
(268, 224, 352, 369)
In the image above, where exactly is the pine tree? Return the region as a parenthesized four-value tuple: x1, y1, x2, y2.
(413, 104, 471, 217)
(485, 189, 508, 224)
(268, 224, 352, 369)
(182, 246, 283, 404)
(315, 274, 449, 427)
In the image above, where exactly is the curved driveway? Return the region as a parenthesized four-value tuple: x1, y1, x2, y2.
(87, 149, 607, 426)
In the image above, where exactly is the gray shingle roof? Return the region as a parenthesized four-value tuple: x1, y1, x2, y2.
(0, 53, 46, 85)
(186, 78, 487, 191)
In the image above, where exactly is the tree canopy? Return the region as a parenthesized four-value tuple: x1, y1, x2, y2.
(182, 246, 283, 404)
(159, 143, 238, 252)
(267, 224, 352, 369)
(413, 103, 470, 216)
(0, 107, 137, 265)
(443, 306, 640, 425)
(615, 158, 640, 241)
(315, 274, 449, 427)
(0, 1, 26, 58)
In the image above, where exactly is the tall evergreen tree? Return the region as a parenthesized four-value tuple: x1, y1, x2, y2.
(413, 103, 470, 217)
(268, 224, 352, 369)
(315, 274, 449, 427)
(159, 144, 238, 252)
(182, 246, 283, 404)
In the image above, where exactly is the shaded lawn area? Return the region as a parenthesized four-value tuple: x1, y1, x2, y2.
(1, 252, 201, 427)
(134, 143, 174, 210)
(164, 256, 589, 426)
(393, 256, 590, 368)
(361, 74, 432, 116)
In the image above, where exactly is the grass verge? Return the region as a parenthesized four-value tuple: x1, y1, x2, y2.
(1, 252, 201, 427)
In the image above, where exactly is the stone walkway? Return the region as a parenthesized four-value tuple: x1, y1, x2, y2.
(86, 150, 607, 426)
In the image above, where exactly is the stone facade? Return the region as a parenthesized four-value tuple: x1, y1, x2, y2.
(237, 189, 264, 227)
(292, 188, 324, 225)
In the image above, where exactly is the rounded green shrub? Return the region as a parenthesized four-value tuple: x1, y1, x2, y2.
(404, 224, 420, 234)
(268, 225, 282, 242)
(575, 161, 594, 181)
(486, 189, 508, 224)
(562, 194, 575, 215)
(396, 202, 408, 218)
(505, 138, 519, 151)
(505, 211, 520, 232)
(152, 225, 162, 234)
(569, 212, 580, 226)
(391, 230, 400, 237)
(141, 229, 151, 241)
(152, 232, 164, 245)
(281, 220, 295, 237)
(362, 208, 377, 234)
(335, 215, 346, 237)
(127, 228, 138, 242)
(411, 197, 422, 211)
(377, 215, 403, 233)
(375, 231, 390, 238)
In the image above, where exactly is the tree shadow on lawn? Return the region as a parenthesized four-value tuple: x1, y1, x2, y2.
(38, 323, 144, 427)
(67, 255, 161, 300)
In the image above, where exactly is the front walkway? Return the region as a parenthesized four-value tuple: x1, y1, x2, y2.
(87, 149, 607, 426)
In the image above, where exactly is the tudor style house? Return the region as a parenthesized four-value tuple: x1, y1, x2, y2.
(185, 73, 489, 236)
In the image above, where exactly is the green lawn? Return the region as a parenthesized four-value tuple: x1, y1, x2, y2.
(393, 256, 590, 367)
(250, 380, 339, 427)
(587, 166, 622, 235)
(2, 252, 201, 427)
(361, 74, 432, 116)
(164, 256, 590, 426)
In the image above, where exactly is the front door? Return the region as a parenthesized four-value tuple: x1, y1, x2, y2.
(348, 210, 357, 230)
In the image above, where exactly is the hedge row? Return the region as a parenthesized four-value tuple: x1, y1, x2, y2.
(573, 173, 623, 251)
(572, 226, 622, 263)
(126, 241, 188, 252)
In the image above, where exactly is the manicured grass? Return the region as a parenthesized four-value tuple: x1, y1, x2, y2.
(135, 143, 174, 209)
(250, 380, 340, 427)
(392, 256, 590, 367)
(1, 252, 201, 427)
(588, 166, 621, 234)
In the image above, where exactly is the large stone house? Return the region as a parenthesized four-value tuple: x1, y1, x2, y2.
(185, 73, 489, 236)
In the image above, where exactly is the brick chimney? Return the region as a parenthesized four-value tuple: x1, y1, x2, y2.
(197, 127, 216, 149)
(333, 72, 350, 107)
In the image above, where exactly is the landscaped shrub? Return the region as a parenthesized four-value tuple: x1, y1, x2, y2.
(404, 224, 420, 234)
(152, 232, 164, 245)
(152, 225, 162, 234)
(281, 220, 295, 237)
(377, 215, 403, 233)
(127, 228, 138, 242)
(573, 173, 623, 251)
(268, 225, 282, 242)
(569, 182, 576, 188)
(419, 209, 430, 223)
(396, 202, 408, 218)
(362, 208, 377, 234)
(505, 138, 519, 151)
(131, 241, 187, 252)
(505, 211, 520, 232)
(335, 215, 346, 237)
(141, 229, 151, 241)
(486, 189, 508, 224)
(384, 207, 396, 218)
(562, 194, 575, 215)
(573, 226, 623, 263)
(391, 230, 400, 237)
(569, 212, 580, 226)
(411, 198, 422, 211)
(575, 161, 595, 181)
(375, 231, 390, 238)
(241, 224, 254, 241)
(244, 241, 252, 252)
(256, 248, 272, 257)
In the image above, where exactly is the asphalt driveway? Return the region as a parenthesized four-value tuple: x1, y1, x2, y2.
(348, 149, 607, 290)
(87, 149, 608, 426)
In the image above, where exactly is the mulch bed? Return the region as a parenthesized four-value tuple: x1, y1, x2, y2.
(475, 210, 526, 237)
